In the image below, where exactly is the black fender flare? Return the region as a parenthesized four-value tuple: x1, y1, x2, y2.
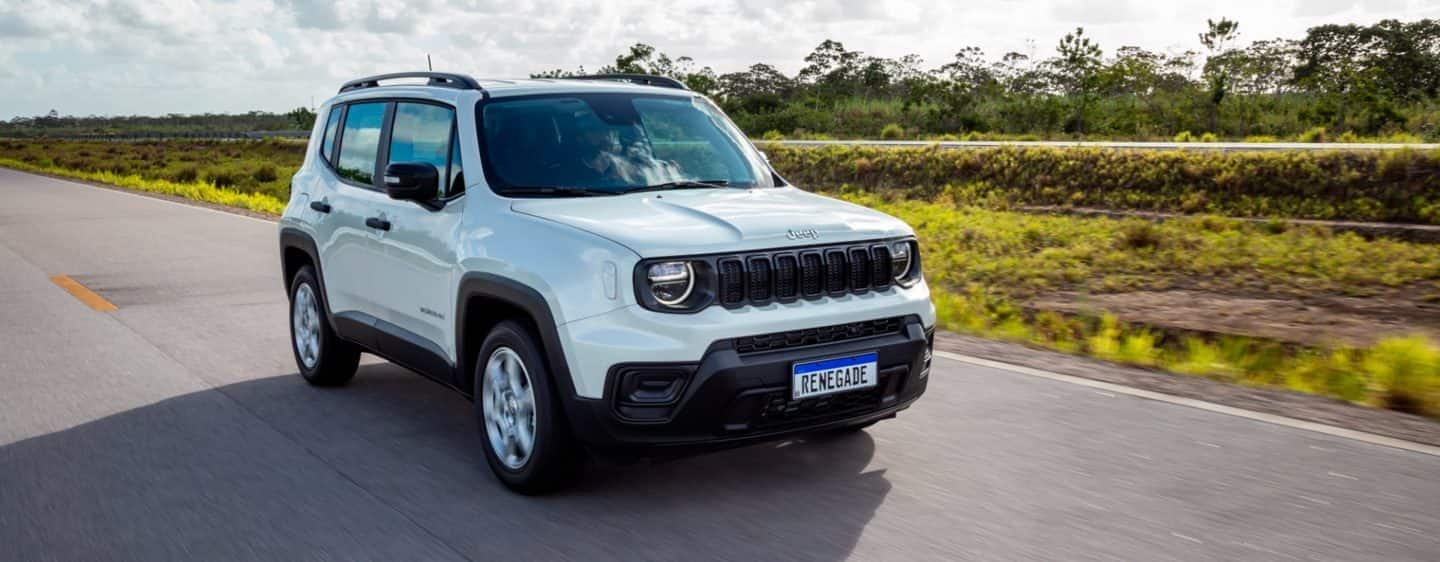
(278, 227, 337, 331)
(454, 272, 588, 415)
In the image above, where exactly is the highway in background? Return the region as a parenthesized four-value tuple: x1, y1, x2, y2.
(1, 167, 1437, 561)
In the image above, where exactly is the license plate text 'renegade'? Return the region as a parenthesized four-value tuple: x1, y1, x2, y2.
(791, 352, 878, 400)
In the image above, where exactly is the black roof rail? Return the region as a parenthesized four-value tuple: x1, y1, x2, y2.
(563, 73, 689, 90)
(338, 72, 482, 94)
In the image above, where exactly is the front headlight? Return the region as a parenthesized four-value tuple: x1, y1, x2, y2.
(892, 240, 920, 286)
(647, 261, 695, 307)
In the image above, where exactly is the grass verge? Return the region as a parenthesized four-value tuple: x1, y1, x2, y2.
(0, 157, 286, 215)
(838, 192, 1440, 417)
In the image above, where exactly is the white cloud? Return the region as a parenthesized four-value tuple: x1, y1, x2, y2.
(0, 0, 1433, 119)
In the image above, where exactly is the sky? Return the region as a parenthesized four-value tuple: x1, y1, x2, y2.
(2, 0, 1438, 120)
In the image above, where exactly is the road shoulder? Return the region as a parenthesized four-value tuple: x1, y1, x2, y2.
(935, 331, 1440, 448)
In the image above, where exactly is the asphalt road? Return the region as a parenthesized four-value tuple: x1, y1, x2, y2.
(1, 167, 1437, 561)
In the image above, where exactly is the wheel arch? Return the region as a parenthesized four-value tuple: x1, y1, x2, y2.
(279, 227, 335, 329)
(455, 273, 580, 409)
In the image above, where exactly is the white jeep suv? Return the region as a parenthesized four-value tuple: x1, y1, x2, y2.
(279, 72, 936, 493)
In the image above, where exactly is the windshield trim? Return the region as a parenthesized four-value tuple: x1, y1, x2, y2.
(473, 92, 776, 199)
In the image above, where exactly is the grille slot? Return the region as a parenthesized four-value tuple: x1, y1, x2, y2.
(718, 259, 745, 305)
(848, 248, 871, 292)
(870, 245, 893, 289)
(746, 256, 772, 302)
(824, 249, 847, 293)
(799, 252, 823, 296)
(774, 254, 798, 300)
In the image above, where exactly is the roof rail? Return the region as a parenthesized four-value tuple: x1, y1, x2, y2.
(563, 73, 689, 90)
(338, 72, 482, 94)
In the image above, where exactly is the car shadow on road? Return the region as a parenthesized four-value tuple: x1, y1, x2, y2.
(0, 363, 891, 561)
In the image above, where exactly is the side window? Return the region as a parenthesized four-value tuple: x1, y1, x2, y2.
(447, 128, 464, 196)
(319, 105, 343, 163)
(388, 102, 455, 197)
(336, 102, 387, 186)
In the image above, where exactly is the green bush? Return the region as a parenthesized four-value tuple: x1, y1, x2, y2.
(762, 144, 1440, 223)
(252, 164, 279, 183)
(1300, 126, 1328, 143)
(1363, 336, 1440, 415)
(880, 123, 906, 140)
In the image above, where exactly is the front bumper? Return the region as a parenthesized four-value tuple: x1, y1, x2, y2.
(563, 315, 933, 457)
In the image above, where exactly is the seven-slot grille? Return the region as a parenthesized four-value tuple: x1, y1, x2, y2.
(718, 242, 903, 308)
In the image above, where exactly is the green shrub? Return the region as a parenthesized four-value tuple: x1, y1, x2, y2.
(171, 166, 200, 183)
(1173, 131, 1195, 142)
(1199, 132, 1219, 143)
(252, 164, 279, 183)
(761, 129, 785, 141)
(880, 123, 906, 140)
(1300, 126, 1328, 143)
(763, 145, 1440, 223)
(204, 167, 245, 188)
(1362, 336, 1440, 415)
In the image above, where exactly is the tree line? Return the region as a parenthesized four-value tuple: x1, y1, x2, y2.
(0, 108, 316, 139)
(545, 18, 1440, 141)
(6, 18, 1437, 141)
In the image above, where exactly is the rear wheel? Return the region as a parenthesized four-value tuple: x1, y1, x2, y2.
(289, 265, 360, 386)
(475, 320, 585, 494)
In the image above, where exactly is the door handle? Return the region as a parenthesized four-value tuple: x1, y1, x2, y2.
(365, 217, 391, 231)
(309, 201, 332, 213)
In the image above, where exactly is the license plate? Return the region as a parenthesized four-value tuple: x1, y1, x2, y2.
(791, 352, 878, 400)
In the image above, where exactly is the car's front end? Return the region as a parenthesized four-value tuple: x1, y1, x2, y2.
(558, 244, 935, 456)
(474, 82, 934, 457)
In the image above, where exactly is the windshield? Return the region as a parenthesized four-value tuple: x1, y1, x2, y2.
(478, 93, 776, 196)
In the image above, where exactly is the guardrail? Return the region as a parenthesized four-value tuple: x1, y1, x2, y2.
(756, 139, 1440, 151)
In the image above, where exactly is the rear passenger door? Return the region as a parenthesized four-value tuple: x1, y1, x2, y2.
(368, 101, 466, 377)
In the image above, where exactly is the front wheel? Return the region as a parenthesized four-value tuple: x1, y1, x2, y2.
(475, 321, 585, 494)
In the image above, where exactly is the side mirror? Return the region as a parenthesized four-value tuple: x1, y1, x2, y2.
(382, 162, 439, 202)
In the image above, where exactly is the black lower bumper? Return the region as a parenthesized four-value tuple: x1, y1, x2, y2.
(564, 315, 933, 458)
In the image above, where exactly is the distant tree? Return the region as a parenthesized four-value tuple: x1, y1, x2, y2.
(1293, 24, 1381, 131)
(1199, 18, 1242, 132)
(1050, 27, 1104, 134)
(286, 107, 316, 130)
(600, 43, 718, 95)
(1235, 39, 1295, 96)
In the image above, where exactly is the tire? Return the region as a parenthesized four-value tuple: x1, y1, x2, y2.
(288, 265, 360, 386)
(474, 320, 585, 494)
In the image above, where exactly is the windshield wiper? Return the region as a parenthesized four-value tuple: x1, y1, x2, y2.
(499, 186, 616, 197)
(619, 180, 731, 195)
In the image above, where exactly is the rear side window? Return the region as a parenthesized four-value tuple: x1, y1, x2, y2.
(319, 105, 343, 163)
(387, 102, 456, 196)
(336, 102, 387, 186)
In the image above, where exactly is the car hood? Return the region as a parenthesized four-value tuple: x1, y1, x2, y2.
(510, 187, 912, 256)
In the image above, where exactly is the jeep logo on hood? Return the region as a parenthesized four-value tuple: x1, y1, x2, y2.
(786, 228, 820, 241)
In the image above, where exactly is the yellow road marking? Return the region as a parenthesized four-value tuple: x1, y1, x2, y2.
(49, 275, 118, 312)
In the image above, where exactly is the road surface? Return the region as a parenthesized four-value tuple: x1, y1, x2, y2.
(1, 167, 1436, 561)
